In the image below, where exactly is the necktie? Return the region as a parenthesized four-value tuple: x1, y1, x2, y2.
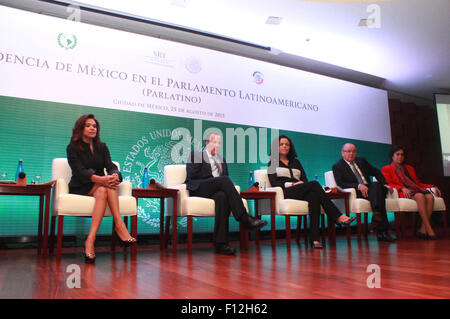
(213, 157, 222, 176)
(350, 162, 365, 185)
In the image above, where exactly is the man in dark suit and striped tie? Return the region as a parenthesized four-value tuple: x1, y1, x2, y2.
(186, 132, 267, 255)
(332, 143, 396, 242)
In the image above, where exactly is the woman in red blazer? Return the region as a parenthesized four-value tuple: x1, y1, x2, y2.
(382, 146, 442, 239)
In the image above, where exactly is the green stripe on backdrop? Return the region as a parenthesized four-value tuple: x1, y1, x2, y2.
(0, 95, 392, 237)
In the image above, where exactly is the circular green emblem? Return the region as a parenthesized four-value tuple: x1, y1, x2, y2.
(57, 33, 77, 50)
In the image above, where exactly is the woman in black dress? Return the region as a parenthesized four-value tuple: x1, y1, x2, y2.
(67, 114, 136, 262)
(268, 135, 355, 248)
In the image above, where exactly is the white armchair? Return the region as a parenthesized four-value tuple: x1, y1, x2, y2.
(324, 171, 399, 239)
(163, 164, 248, 253)
(391, 186, 447, 238)
(254, 169, 310, 247)
(50, 158, 137, 257)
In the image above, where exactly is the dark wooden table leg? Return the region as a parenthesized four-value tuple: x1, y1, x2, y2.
(37, 194, 44, 254)
(255, 200, 260, 245)
(42, 190, 51, 256)
(49, 216, 56, 254)
(131, 215, 137, 256)
(165, 216, 171, 248)
(160, 197, 165, 250)
(187, 216, 193, 253)
(271, 198, 276, 247)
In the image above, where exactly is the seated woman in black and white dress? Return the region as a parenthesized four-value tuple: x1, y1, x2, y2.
(268, 135, 355, 249)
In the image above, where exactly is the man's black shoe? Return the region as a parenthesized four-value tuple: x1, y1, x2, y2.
(214, 244, 236, 255)
(377, 231, 396, 242)
(242, 215, 268, 231)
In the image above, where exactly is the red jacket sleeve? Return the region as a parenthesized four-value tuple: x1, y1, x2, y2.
(382, 165, 403, 191)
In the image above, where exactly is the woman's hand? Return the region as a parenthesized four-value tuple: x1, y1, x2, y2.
(401, 188, 412, 198)
(92, 175, 120, 189)
(433, 187, 441, 197)
(106, 174, 120, 189)
(110, 173, 120, 184)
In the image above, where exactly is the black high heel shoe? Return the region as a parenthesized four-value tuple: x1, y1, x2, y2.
(114, 231, 137, 247)
(417, 231, 428, 240)
(84, 252, 96, 263)
(84, 240, 96, 263)
(84, 246, 96, 263)
(336, 216, 356, 226)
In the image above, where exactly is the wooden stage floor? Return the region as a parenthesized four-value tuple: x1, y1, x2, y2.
(0, 234, 449, 299)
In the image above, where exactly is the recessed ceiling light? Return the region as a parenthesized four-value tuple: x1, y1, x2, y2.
(171, 0, 189, 8)
(266, 16, 283, 25)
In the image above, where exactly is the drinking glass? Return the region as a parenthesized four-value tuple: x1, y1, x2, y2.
(35, 173, 42, 184)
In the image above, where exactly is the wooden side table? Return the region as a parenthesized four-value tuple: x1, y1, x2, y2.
(0, 182, 54, 255)
(132, 187, 178, 251)
(240, 190, 276, 248)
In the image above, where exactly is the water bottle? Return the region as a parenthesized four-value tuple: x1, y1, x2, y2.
(142, 166, 149, 188)
(314, 174, 319, 183)
(248, 170, 254, 188)
(15, 159, 24, 182)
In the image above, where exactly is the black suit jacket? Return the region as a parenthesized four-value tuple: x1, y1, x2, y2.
(332, 157, 386, 191)
(66, 141, 122, 193)
(185, 151, 229, 191)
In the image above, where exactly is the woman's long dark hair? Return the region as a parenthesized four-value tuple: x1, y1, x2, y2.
(71, 114, 101, 149)
(270, 134, 298, 162)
